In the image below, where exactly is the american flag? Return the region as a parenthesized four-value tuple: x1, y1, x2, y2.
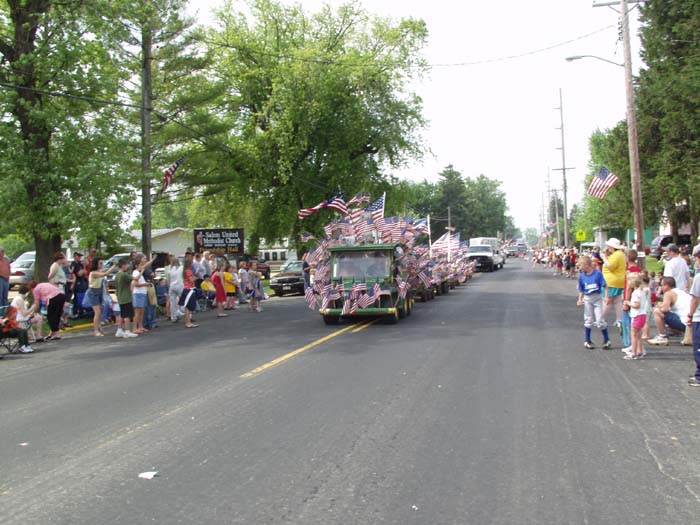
(354, 218, 373, 237)
(305, 285, 316, 309)
(432, 232, 461, 254)
(418, 271, 432, 289)
(396, 276, 409, 299)
(326, 192, 348, 214)
(160, 156, 184, 194)
(301, 232, 316, 243)
(348, 207, 365, 224)
(587, 166, 619, 199)
(357, 289, 376, 308)
(351, 280, 367, 299)
(314, 263, 329, 283)
(298, 192, 347, 219)
(372, 279, 381, 298)
(341, 296, 352, 315)
(346, 192, 371, 208)
(365, 193, 385, 221)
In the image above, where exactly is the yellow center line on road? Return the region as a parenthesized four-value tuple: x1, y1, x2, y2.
(240, 321, 370, 379)
(351, 318, 379, 333)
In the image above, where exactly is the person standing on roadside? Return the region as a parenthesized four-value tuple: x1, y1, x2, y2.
(686, 249, 700, 386)
(47, 253, 68, 294)
(132, 254, 155, 334)
(302, 251, 311, 290)
(114, 258, 138, 338)
(179, 255, 198, 328)
(84, 248, 96, 276)
(663, 244, 690, 293)
(620, 250, 642, 353)
(211, 262, 228, 318)
(601, 238, 626, 332)
(167, 256, 184, 322)
(238, 260, 249, 304)
(0, 246, 11, 307)
(86, 257, 118, 337)
(70, 252, 88, 318)
(577, 255, 611, 349)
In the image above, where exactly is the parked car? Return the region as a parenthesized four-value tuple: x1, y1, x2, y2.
(649, 235, 692, 259)
(227, 254, 271, 279)
(269, 260, 305, 297)
(467, 245, 503, 272)
(9, 251, 35, 288)
(103, 253, 132, 289)
(505, 246, 518, 258)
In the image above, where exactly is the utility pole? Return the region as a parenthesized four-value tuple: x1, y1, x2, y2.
(546, 169, 561, 246)
(141, 8, 153, 256)
(553, 88, 572, 247)
(593, 0, 646, 266)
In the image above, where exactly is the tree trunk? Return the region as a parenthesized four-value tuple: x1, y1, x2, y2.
(689, 198, 698, 244)
(33, 233, 61, 283)
(6, 0, 58, 281)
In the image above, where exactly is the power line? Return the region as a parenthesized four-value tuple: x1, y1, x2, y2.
(0, 82, 236, 154)
(203, 24, 617, 69)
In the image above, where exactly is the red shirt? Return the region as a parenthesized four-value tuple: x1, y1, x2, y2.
(0, 256, 10, 280)
(183, 269, 195, 289)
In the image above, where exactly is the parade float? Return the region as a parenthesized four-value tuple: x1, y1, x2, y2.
(298, 192, 474, 324)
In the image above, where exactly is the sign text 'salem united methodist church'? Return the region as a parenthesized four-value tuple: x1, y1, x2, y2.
(193, 228, 244, 255)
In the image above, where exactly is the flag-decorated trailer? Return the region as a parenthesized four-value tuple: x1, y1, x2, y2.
(317, 243, 413, 325)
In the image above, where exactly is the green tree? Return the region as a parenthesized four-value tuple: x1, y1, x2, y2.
(637, 1, 700, 239)
(195, 0, 428, 250)
(0, 0, 134, 278)
(462, 174, 508, 239)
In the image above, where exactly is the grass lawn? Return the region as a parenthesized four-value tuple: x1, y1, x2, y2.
(644, 256, 663, 274)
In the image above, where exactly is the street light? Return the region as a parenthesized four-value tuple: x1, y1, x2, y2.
(565, 2, 646, 268)
(565, 55, 624, 67)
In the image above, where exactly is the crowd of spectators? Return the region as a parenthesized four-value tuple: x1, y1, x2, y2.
(533, 236, 700, 387)
(0, 248, 267, 356)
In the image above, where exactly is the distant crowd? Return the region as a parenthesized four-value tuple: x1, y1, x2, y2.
(0, 249, 267, 355)
(533, 237, 700, 388)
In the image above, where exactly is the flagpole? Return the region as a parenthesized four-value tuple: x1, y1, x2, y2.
(428, 214, 433, 258)
(447, 206, 452, 263)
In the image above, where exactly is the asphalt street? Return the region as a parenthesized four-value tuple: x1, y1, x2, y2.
(1, 259, 700, 524)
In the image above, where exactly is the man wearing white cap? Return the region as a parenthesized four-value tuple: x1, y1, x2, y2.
(601, 238, 626, 343)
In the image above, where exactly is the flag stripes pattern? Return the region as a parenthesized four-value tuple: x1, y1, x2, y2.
(587, 166, 619, 199)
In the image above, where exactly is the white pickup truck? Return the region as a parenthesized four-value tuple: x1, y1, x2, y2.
(466, 244, 505, 272)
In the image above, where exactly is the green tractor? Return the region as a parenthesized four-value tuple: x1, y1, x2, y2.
(318, 243, 413, 325)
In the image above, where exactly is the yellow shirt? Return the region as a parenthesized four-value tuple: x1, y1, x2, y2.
(223, 272, 236, 293)
(201, 280, 216, 292)
(602, 249, 626, 289)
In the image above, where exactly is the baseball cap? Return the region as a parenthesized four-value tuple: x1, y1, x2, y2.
(665, 243, 679, 253)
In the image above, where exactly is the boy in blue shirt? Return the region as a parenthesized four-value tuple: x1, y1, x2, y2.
(577, 255, 611, 349)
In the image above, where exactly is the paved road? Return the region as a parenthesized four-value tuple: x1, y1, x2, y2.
(2, 259, 700, 524)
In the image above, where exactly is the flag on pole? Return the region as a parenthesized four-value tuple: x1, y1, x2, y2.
(365, 193, 385, 221)
(305, 285, 316, 309)
(346, 192, 371, 208)
(160, 156, 184, 194)
(587, 166, 619, 199)
(298, 192, 346, 219)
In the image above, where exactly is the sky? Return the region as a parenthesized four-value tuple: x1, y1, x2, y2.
(187, 0, 643, 233)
